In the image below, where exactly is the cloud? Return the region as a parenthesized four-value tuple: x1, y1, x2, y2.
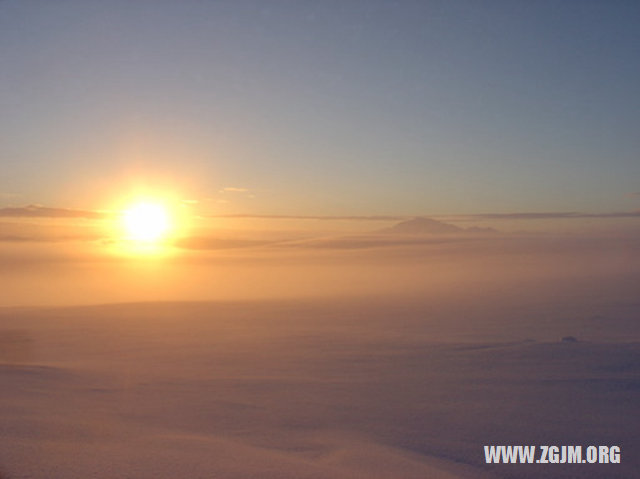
(203, 211, 639, 222)
(278, 234, 472, 250)
(204, 214, 406, 221)
(219, 187, 249, 193)
(0, 204, 106, 219)
(4, 204, 639, 224)
(172, 237, 271, 250)
(462, 211, 640, 220)
(171, 233, 473, 251)
(0, 234, 100, 243)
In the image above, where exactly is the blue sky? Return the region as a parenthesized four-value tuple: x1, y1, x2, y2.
(1, 0, 639, 216)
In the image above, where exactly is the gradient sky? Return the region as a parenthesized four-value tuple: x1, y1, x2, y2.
(1, 0, 639, 216)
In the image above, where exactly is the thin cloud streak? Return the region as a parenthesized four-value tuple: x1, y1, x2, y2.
(203, 214, 408, 221)
(459, 211, 640, 220)
(3, 205, 639, 222)
(203, 211, 640, 221)
(219, 187, 249, 193)
(0, 205, 106, 219)
(0, 234, 101, 243)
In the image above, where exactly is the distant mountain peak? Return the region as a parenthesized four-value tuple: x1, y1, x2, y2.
(380, 217, 497, 235)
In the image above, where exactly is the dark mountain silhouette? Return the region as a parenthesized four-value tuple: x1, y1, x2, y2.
(380, 217, 497, 235)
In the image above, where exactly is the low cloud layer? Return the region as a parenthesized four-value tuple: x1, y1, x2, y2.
(206, 214, 407, 221)
(4, 203, 640, 223)
(205, 210, 640, 221)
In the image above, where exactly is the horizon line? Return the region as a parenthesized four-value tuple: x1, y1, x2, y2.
(1, 204, 639, 221)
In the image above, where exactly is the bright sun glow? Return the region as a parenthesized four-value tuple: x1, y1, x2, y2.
(122, 202, 171, 242)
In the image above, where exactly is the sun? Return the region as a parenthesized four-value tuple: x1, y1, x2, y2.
(122, 202, 171, 242)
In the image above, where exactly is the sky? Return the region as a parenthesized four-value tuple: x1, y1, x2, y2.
(1, 0, 639, 217)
